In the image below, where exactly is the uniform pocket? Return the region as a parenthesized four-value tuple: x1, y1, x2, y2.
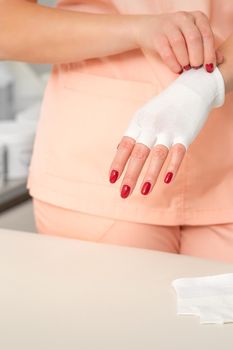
(43, 65, 159, 184)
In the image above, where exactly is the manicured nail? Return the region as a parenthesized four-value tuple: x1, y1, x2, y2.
(141, 182, 151, 195)
(183, 64, 191, 71)
(192, 65, 202, 69)
(121, 185, 131, 198)
(164, 172, 173, 184)
(178, 69, 183, 74)
(205, 63, 214, 73)
(109, 170, 119, 183)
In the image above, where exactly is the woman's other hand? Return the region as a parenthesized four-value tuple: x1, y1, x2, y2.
(133, 11, 222, 74)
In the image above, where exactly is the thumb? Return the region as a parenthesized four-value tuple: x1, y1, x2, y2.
(216, 49, 224, 66)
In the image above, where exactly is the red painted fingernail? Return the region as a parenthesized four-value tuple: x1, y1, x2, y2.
(178, 69, 183, 74)
(192, 65, 202, 69)
(121, 185, 131, 198)
(183, 64, 191, 71)
(109, 170, 119, 183)
(164, 172, 173, 184)
(141, 182, 151, 195)
(205, 63, 214, 73)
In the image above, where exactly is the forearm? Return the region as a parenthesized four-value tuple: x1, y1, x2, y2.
(0, 0, 138, 64)
(217, 33, 233, 94)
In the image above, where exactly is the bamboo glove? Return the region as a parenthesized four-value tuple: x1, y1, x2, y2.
(123, 67, 225, 150)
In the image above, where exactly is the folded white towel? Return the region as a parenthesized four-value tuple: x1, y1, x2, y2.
(172, 273, 233, 324)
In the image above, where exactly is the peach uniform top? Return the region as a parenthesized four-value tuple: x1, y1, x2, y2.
(27, 0, 233, 225)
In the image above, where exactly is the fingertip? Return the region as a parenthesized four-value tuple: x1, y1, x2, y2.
(163, 142, 186, 185)
(164, 171, 173, 184)
(204, 54, 216, 73)
(109, 169, 119, 184)
(141, 181, 152, 195)
(205, 62, 214, 73)
(183, 64, 191, 71)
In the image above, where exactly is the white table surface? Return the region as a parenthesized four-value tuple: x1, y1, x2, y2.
(0, 228, 233, 350)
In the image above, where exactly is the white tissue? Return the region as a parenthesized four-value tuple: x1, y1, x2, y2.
(172, 273, 233, 324)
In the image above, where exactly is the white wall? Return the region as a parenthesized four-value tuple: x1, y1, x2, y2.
(39, 0, 56, 6)
(0, 201, 37, 233)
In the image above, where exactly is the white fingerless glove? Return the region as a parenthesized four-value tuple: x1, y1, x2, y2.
(123, 67, 225, 150)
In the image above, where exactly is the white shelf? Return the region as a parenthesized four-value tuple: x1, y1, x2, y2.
(0, 179, 29, 212)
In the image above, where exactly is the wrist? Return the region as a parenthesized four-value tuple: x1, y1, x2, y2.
(115, 14, 141, 51)
(127, 14, 153, 49)
(175, 67, 225, 108)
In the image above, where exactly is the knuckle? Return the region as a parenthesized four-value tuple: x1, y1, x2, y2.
(120, 137, 135, 150)
(161, 49, 173, 61)
(155, 33, 168, 47)
(152, 145, 168, 161)
(199, 25, 212, 38)
(201, 30, 213, 41)
(123, 175, 135, 183)
(206, 55, 215, 64)
(176, 11, 189, 21)
(171, 34, 184, 45)
(194, 10, 207, 19)
(173, 143, 186, 155)
(188, 32, 201, 43)
(124, 172, 138, 183)
(131, 146, 147, 160)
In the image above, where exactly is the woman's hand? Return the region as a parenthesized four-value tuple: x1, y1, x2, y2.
(0, 3, 224, 68)
(133, 11, 223, 73)
(108, 67, 225, 198)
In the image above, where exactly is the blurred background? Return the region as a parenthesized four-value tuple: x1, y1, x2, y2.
(0, 0, 57, 233)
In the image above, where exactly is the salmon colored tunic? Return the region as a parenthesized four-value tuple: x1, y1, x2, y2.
(27, 0, 233, 225)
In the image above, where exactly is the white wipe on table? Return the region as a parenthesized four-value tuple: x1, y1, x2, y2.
(172, 273, 233, 324)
